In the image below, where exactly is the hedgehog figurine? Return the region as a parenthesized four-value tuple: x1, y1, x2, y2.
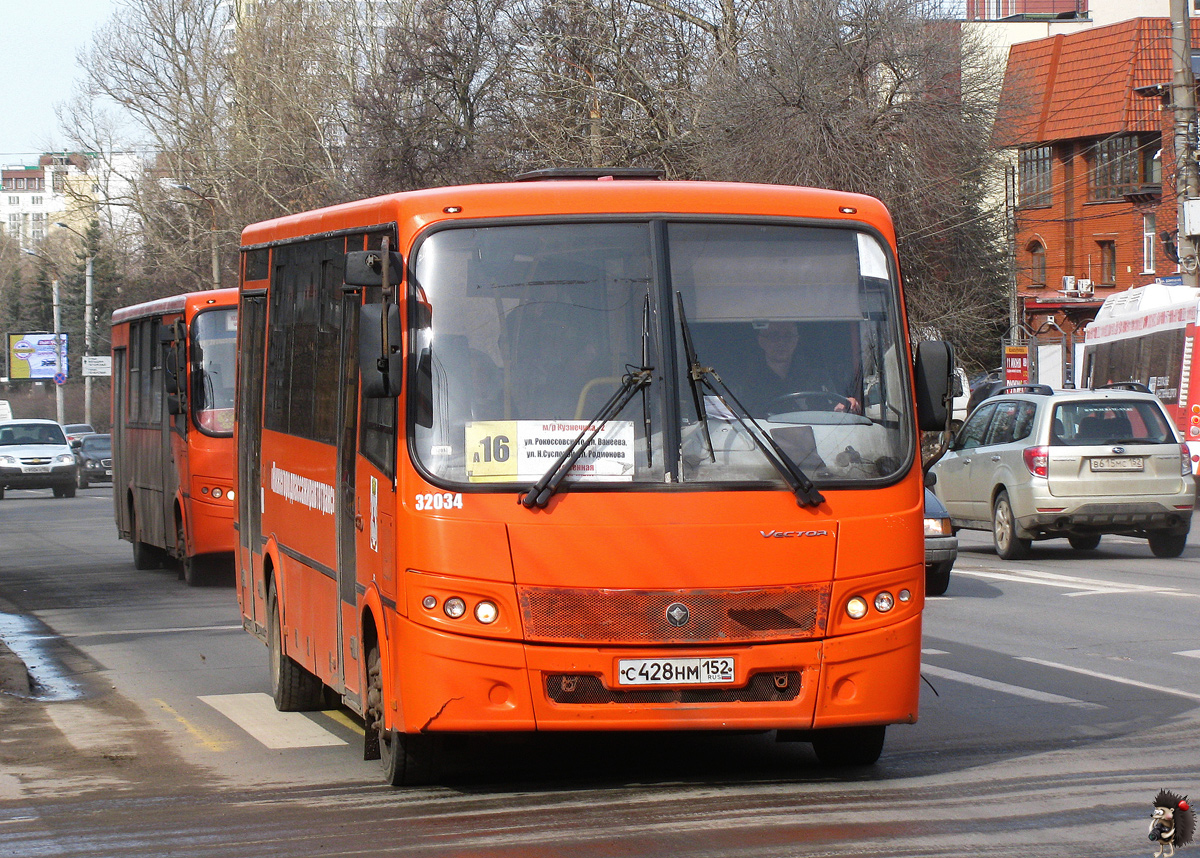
(1150, 790, 1194, 858)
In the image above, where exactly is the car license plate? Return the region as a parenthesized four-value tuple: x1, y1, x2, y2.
(1090, 456, 1144, 472)
(617, 657, 735, 686)
(23, 465, 51, 474)
(104, 469, 112, 476)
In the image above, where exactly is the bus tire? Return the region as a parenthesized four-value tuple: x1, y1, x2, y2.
(130, 507, 160, 570)
(176, 517, 202, 587)
(1148, 531, 1188, 558)
(811, 725, 886, 767)
(367, 646, 437, 786)
(992, 491, 1030, 560)
(267, 580, 323, 711)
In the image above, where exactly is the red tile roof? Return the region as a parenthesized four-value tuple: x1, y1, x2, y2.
(996, 17, 1198, 146)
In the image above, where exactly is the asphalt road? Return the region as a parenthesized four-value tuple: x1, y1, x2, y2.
(1, 484, 1197, 857)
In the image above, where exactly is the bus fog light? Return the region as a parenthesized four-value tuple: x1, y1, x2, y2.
(444, 597, 466, 619)
(846, 596, 868, 619)
(212, 487, 223, 499)
(874, 591, 895, 612)
(422, 595, 437, 610)
(474, 601, 498, 624)
(898, 589, 911, 602)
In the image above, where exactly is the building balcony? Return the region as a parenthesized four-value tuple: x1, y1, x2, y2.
(1122, 184, 1162, 206)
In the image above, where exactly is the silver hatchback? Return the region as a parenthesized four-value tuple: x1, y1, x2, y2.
(930, 386, 1194, 559)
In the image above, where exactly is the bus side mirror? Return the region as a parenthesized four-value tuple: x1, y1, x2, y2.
(359, 303, 403, 398)
(914, 340, 953, 432)
(165, 348, 181, 396)
(345, 251, 403, 287)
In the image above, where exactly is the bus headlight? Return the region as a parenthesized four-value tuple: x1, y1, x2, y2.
(846, 596, 869, 619)
(443, 597, 466, 619)
(474, 601, 499, 624)
(874, 591, 895, 612)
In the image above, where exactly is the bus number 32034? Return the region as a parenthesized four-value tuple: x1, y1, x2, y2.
(414, 492, 464, 511)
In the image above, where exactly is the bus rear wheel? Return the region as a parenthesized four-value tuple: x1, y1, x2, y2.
(267, 580, 324, 711)
(130, 507, 161, 570)
(811, 725, 886, 767)
(366, 647, 437, 786)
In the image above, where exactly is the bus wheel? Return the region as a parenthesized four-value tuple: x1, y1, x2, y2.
(366, 647, 437, 786)
(130, 508, 160, 570)
(267, 580, 323, 711)
(811, 725, 886, 767)
(176, 518, 202, 587)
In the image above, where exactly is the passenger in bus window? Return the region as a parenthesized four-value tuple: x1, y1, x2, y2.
(739, 321, 861, 417)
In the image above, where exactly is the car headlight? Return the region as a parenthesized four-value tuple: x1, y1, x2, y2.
(0, 455, 17, 466)
(53, 454, 75, 465)
(924, 517, 951, 537)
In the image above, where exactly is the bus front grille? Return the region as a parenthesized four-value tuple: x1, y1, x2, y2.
(545, 671, 803, 704)
(518, 585, 830, 644)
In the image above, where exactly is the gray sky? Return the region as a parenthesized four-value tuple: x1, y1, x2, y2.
(0, 0, 116, 164)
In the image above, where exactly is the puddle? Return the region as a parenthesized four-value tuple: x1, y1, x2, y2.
(0, 612, 85, 701)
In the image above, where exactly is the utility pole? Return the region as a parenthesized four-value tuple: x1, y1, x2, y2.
(52, 277, 64, 425)
(83, 254, 94, 426)
(1171, 0, 1200, 285)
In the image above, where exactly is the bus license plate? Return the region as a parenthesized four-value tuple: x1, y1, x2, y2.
(617, 657, 735, 686)
(23, 465, 51, 474)
(1090, 456, 1143, 472)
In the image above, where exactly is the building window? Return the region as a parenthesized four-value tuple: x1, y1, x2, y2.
(1144, 214, 1156, 273)
(1099, 240, 1117, 285)
(15, 178, 25, 190)
(1018, 145, 1053, 207)
(7, 196, 17, 205)
(1028, 241, 1047, 287)
(30, 196, 42, 205)
(1088, 134, 1161, 201)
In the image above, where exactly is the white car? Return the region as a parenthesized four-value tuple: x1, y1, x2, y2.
(0, 419, 78, 499)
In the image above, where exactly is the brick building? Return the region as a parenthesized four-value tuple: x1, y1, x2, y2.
(996, 17, 1197, 346)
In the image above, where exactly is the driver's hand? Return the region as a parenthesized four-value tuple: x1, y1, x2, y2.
(834, 397, 861, 414)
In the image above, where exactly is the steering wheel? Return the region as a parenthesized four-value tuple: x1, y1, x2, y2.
(767, 391, 854, 416)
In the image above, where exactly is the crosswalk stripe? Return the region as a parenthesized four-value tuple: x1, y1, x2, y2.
(920, 663, 1102, 708)
(199, 693, 348, 749)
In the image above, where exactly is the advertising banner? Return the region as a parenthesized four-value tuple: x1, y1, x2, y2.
(7, 333, 68, 380)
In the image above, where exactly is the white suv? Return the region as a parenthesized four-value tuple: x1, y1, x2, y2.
(929, 385, 1194, 559)
(0, 419, 78, 499)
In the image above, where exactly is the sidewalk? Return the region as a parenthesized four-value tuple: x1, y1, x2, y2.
(0, 638, 32, 696)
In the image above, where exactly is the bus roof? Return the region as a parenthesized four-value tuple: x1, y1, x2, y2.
(111, 287, 239, 326)
(239, 179, 895, 248)
(1086, 282, 1200, 345)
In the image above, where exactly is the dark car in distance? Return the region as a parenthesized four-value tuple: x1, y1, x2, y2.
(74, 433, 112, 488)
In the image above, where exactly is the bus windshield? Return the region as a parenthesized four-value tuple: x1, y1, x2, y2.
(411, 220, 911, 489)
(191, 306, 238, 435)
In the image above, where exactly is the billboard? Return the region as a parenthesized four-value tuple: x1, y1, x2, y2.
(8, 332, 68, 380)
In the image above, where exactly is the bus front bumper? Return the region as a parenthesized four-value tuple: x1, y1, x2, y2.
(392, 614, 921, 733)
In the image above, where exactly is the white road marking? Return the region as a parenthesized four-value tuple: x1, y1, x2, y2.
(47, 703, 138, 757)
(1016, 657, 1200, 703)
(920, 663, 1102, 708)
(921, 648, 949, 655)
(199, 693, 348, 749)
(1176, 649, 1200, 659)
(63, 624, 243, 640)
(954, 566, 1199, 599)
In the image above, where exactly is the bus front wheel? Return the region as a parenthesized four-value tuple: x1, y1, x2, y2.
(366, 646, 437, 786)
(811, 725, 886, 767)
(267, 580, 324, 711)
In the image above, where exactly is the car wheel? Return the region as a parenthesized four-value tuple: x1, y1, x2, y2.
(1147, 532, 1188, 558)
(992, 491, 1031, 560)
(811, 725, 886, 767)
(0, 486, 5, 500)
(77, 471, 88, 489)
(1067, 533, 1101, 551)
(925, 561, 952, 596)
(268, 580, 325, 711)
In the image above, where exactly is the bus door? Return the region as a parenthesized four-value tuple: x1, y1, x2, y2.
(237, 294, 268, 628)
(336, 288, 362, 702)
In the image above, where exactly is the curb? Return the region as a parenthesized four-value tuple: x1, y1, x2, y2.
(0, 638, 33, 697)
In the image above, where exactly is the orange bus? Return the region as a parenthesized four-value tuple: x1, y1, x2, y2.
(235, 172, 951, 784)
(111, 288, 239, 585)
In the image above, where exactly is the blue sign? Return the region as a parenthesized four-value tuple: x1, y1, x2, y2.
(54, 372, 66, 385)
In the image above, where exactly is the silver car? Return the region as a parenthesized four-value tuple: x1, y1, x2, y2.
(930, 385, 1194, 559)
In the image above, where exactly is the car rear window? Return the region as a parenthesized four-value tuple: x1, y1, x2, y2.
(1051, 400, 1175, 446)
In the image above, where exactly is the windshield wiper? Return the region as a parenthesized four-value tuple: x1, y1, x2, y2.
(520, 365, 653, 509)
(675, 293, 825, 508)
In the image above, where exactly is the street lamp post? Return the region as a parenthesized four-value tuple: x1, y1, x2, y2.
(55, 222, 95, 426)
